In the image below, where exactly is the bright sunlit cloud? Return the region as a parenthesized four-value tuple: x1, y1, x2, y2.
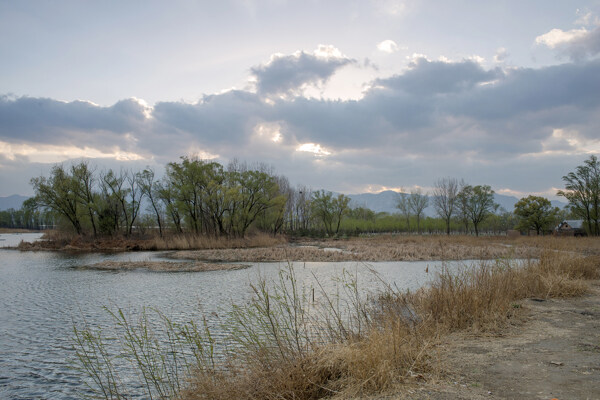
(0, 141, 146, 164)
(535, 28, 589, 48)
(296, 143, 331, 156)
(377, 40, 400, 53)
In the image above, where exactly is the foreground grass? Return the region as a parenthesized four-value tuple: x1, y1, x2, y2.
(73, 246, 600, 400)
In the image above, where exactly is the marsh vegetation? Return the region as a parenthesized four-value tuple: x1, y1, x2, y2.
(72, 237, 600, 399)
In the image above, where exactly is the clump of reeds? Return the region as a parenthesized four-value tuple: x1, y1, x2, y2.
(73, 251, 599, 400)
(142, 232, 287, 251)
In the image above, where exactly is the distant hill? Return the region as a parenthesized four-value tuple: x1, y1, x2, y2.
(347, 190, 567, 216)
(0, 195, 30, 211)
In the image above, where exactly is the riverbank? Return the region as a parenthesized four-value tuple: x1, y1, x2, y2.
(379, 282, 600, 399)
(19, 232, 600, 262)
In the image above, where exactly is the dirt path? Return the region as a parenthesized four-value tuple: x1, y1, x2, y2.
(354, 282, 600, 400)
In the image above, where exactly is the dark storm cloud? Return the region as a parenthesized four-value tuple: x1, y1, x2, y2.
(251, 50, 354, 97)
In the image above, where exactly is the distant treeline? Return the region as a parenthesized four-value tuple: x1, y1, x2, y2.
(6, 155, 598, 237)
(0, 198, 55, 230)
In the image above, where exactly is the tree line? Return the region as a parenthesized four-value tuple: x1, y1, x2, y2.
(5, 154, 599, 237)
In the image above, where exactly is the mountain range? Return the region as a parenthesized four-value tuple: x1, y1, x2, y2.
(0, 195, 30, 211)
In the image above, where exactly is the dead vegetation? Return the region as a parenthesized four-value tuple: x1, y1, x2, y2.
(17, 230, 286, 252)
(84, 261, 249, 272)
(0, 228, 39, 234)
(170, 234, 598, 263)
(17, 231, 600, 263)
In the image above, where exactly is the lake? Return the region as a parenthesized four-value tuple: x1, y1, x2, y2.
(0, 233, 471, 399)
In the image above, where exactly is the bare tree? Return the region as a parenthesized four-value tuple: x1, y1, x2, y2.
(396, 191, 411, 232)
(137, 168, 163, 237)
(408, 188, 429, 234)
(432, 177, 459, 235)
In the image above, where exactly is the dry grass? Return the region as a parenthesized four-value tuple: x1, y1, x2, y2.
(173, 235, 540, 262)
(177, 250, 600, 400)
(17, 231, 286, 252)
(145, 232, 286, 251)
(18, 230, 600, 262)
(0, 228, 39, 233)
(84, 260, 249, 272)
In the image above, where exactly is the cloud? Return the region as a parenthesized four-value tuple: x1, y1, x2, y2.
(536, 26, 600, 60)
(493, 47, 508, 63)
(376, 39, 400, 53)
(250, 45, 354, 97)
(374, 57, 502, 96)
(2, 55, 600, 198)
(575, 9, 599, 27)
(372, 0, 412, 17)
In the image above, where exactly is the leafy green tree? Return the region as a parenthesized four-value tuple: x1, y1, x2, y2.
(229, 169, 283, 237)
(155, 179, 183, 234)
(557, 155, 600, 235)
(458, 184, 498, 236)
(311, 190, 350, 236)
(71, 162, 98, 236)
(100, 169, 132, 235)
(513, 195, 559, 235)
(31, 164, 84, 234)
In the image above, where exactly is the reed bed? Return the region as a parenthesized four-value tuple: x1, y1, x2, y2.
(84, 261, 249, 272)
(17, 231, 286, 252)
(73, 249, 600, 400)
(172, 235, 538, 262)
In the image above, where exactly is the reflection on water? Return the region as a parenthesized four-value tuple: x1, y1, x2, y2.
(0, 233, 474, 399)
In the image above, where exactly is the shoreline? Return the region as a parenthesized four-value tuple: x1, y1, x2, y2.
(12, 233, 582, 262)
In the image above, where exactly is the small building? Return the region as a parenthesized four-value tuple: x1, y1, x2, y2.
(555, 220, 587, 237)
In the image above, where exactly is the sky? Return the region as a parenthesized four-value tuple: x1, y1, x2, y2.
(1, 0, 600, 199)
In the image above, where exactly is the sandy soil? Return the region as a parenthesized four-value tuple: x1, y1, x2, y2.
(84, 260, 250, 272)
(356, 282, 600, 400)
